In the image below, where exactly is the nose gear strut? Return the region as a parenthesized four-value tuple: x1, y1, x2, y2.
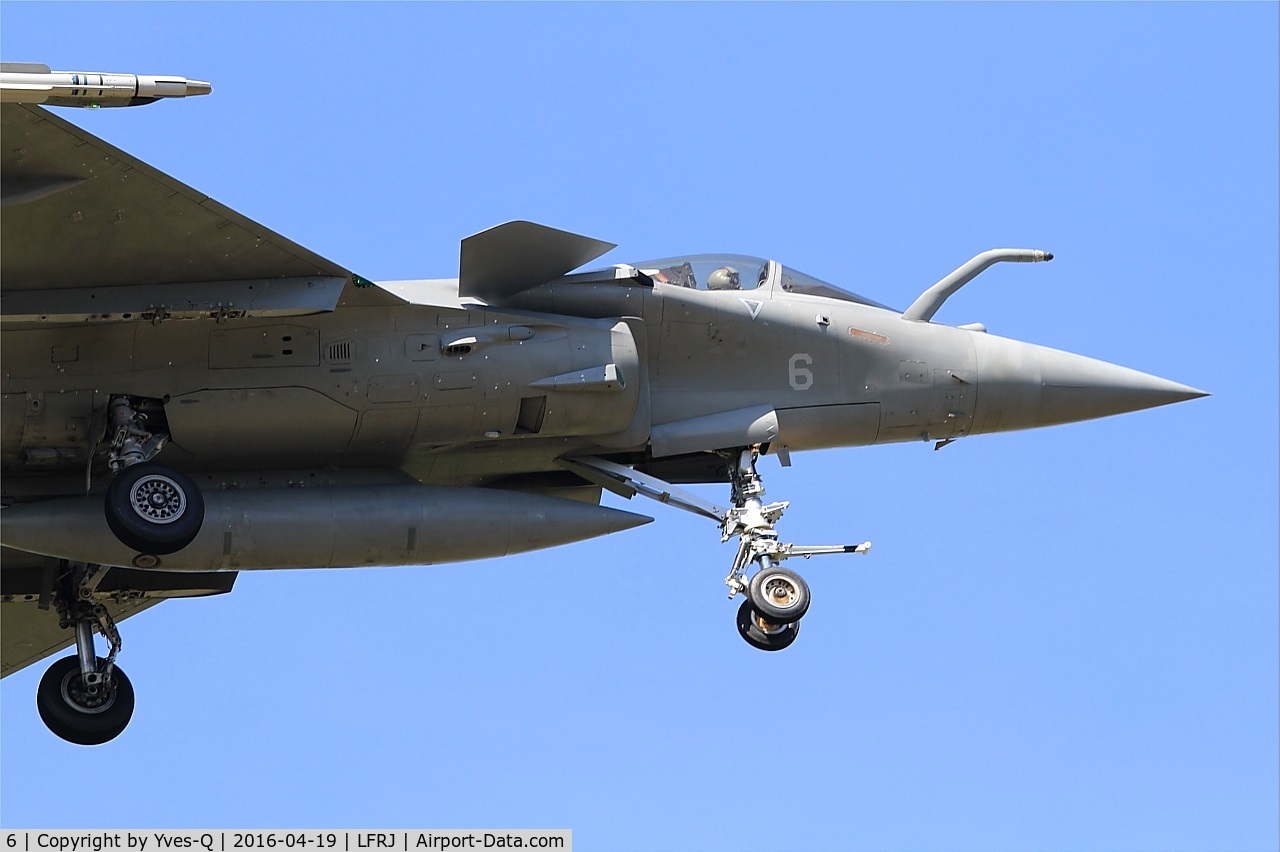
(560, 448, 871, 651)
(720, 448, 870, 600)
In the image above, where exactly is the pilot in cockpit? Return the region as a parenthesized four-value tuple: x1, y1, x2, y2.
(707, 266, 740, 290)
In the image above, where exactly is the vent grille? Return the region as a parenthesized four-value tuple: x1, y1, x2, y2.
(326, 340, 353, 363)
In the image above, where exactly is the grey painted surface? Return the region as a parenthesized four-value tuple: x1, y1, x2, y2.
(1, 484, 652, 572)
(0, 99, 1206, 678)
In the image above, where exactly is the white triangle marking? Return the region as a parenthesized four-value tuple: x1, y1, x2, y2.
(741, 299, 763, 320)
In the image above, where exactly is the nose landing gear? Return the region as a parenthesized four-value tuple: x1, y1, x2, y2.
(561, 448, 871, 652)
(719, 448, 869, 650)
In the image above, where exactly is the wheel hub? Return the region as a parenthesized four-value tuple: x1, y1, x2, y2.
(761, 574, 801, 610)
(61, 670, 116, 715)
(752, 612, 788, 634)
(129, 475, 186, 524)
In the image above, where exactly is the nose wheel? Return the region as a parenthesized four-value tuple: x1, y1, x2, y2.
(748, 565, 810, 623)
(736, 600, 801, 652)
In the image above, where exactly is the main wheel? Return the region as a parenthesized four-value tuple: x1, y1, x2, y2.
(105, 462, 204, 555)
(736, 600, 800, 652)
(748, 566, 811, 623)
(36, 656, 135, 745)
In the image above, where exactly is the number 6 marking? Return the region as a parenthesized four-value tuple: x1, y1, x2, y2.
(789, 353, 813, 390)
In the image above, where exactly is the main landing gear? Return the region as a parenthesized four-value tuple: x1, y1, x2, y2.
(101, 395, 204, 557)
(563, 447, 871, 652)
(33, 397, 205, 744)
(37, 564, 135, 745)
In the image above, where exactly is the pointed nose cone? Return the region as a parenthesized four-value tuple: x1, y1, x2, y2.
(971, 333, 1207, 435)
(1035, 348, 1208, 426)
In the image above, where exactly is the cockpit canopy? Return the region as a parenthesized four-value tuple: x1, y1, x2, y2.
(631, 254, 893, 310)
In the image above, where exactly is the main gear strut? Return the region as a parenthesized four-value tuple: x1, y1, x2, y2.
(98, 395, 205, 556)
(38, 562, 136, 745)
(105, 395, 167, 472)
(58, 564, 123, 689)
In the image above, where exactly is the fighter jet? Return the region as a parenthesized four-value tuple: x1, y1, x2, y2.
(0, 66, 1207, 745)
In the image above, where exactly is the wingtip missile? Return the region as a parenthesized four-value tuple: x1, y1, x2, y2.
(0, 64, 212, 108)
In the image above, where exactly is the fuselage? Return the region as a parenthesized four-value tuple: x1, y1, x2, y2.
(0, 255, 1202, 506)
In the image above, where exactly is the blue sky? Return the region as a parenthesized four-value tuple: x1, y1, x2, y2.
(2, 3, 1276, 850)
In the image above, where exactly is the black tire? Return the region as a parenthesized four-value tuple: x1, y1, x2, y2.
(104, 462, 204, 555)
(748, 566, 811, 623)
(36, 656, 135, 745)
(736, 600, 800, 652)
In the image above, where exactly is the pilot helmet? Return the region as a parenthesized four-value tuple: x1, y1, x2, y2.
(707, 266, 740, 290)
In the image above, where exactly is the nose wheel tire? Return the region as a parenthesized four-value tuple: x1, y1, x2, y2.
(747, 566, 810, 623)
(104, 462, 204, 555)
(36, 655, 135, 746)
(736, 600, 800, 652)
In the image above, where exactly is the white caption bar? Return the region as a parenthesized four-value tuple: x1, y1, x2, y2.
(0, 832, 570, 852)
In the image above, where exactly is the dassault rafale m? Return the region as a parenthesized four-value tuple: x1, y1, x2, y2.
(0, 65, 1207, 745)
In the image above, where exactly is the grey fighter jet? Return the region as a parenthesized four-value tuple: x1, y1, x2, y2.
(0, 67, 1206, 745)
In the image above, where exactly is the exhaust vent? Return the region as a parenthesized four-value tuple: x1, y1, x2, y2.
(326, 340, 353, 363)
